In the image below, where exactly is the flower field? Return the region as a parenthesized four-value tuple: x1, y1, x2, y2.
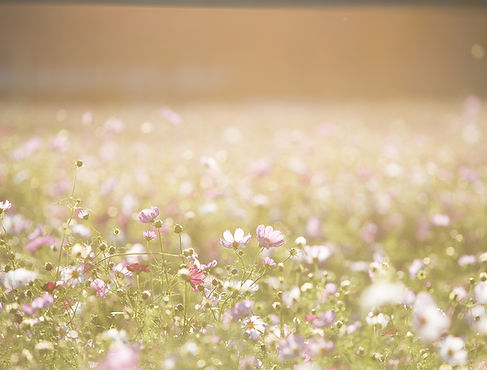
(1, 99, 487, 369)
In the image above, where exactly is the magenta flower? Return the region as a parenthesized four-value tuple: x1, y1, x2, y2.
(256, 225, 285, 249)
(220, 228, 251, 249)
(137, 206, 159, 223)
(188, 265, 206, 292)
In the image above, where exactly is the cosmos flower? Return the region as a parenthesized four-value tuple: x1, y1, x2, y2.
(439, 336, 467, 366)
(412, 292, 449, 343)
(366, 312, 390, 328)
(0, 200, 12, 212)
(2, 268, 38, 289)
(220, 228, 251, 249)
(60, 265, 85, 287)
(475, 281, 487, 304)
(278, 334, 305, 362)
(77, 209, 89, 220)
(263, 256, 276, 267)
(299, 245, 332, 266)
(179, 265, 206, 292)
(22, 293, 54, 315)
(113, 263, 133, 278)
(256, 225, 285, 249)
(99, 344, 139, 370)
(305, 310, 336, 328)
(137, 207, 160, 223)
(91, 279, 108, 298)
(242, 315, 266, 341)
(282, 286, 301, 308)
(25, 235, 56, 252)
(143, 230, 157, 241)
(126, 263, 150, 273)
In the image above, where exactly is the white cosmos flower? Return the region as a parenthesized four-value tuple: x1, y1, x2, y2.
(360, 282, 406, 312)
(299, 245, 332, 266)
(439, 336, 467, 366)
(2, 268, 38, 289)
(242, 315, 266, 341)
(224, 280, 259, 294)
(366, 312, 390, 328)
(282, 286, 301, 308)
(412, 292, 449, 343)
(220, 228, 251, 249)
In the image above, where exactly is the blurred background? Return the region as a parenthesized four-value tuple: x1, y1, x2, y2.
(0, 3, 486, 102)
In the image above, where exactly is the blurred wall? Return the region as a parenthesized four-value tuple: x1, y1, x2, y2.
(0, 4, 486, 101)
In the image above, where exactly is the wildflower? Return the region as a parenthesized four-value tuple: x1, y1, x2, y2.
(60, 265, 85, 287)
(242, 315, 266, 341)
(278, 334, 305, 362)
(180, 265, 206, 292)
(413, 292, 450, 342)
(366, 312, 390, 328)
(22, 293, 54, 315)
(25, 235, 56, 252)
(143, 230, 157, 241)
(459, 254, 477, 266)
(220, 228, 251, 249)
(42, 281, 60, 292)
(439, 336, 467, 366)
(305, 310, 336, 328)
(113, 263, 133, 278)
(304, 337, 334, 360)
(126, 263, 150, 273)
(282, 286, 301, 308)
(0, 200, 12, 213)
(256, 224, 285, 249)
(101, 329, 129, 343)
(2, 268, 38, 289)
(431, 214, 450, 227)
(137, 206, 160, 223)
(409, 259, 425, 279)
(224, 279, 259, 295)
(126, 243, 148, 264)
(99, 344, 139, 370)
(71, 243, 92, 259)
(475, 281, 487, 304)
(360, 282, 406, 312)
(300, 245, 332, 266)
(75, 210, 88, 221)
(91, 279, 108, 298)
(263, 256, 276, 267)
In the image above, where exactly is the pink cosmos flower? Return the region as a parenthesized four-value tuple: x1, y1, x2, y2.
(143, 230, 157, 240)
(99, 344, 139, 370)
(305, 310, 336, 328)
(263, 257, 276, 267)
(220, 228, 251, 249)
(256, 225, 285, 249)
(137, 207, 159, 223)
(22, 293, 54, 315)
(91, 279, 108, 298)
(25, 235, 56, 252)
(188, 265, 206, 292)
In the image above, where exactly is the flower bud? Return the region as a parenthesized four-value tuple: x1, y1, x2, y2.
(174, 224, 184, 234)
(76, 160, 83, 168)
